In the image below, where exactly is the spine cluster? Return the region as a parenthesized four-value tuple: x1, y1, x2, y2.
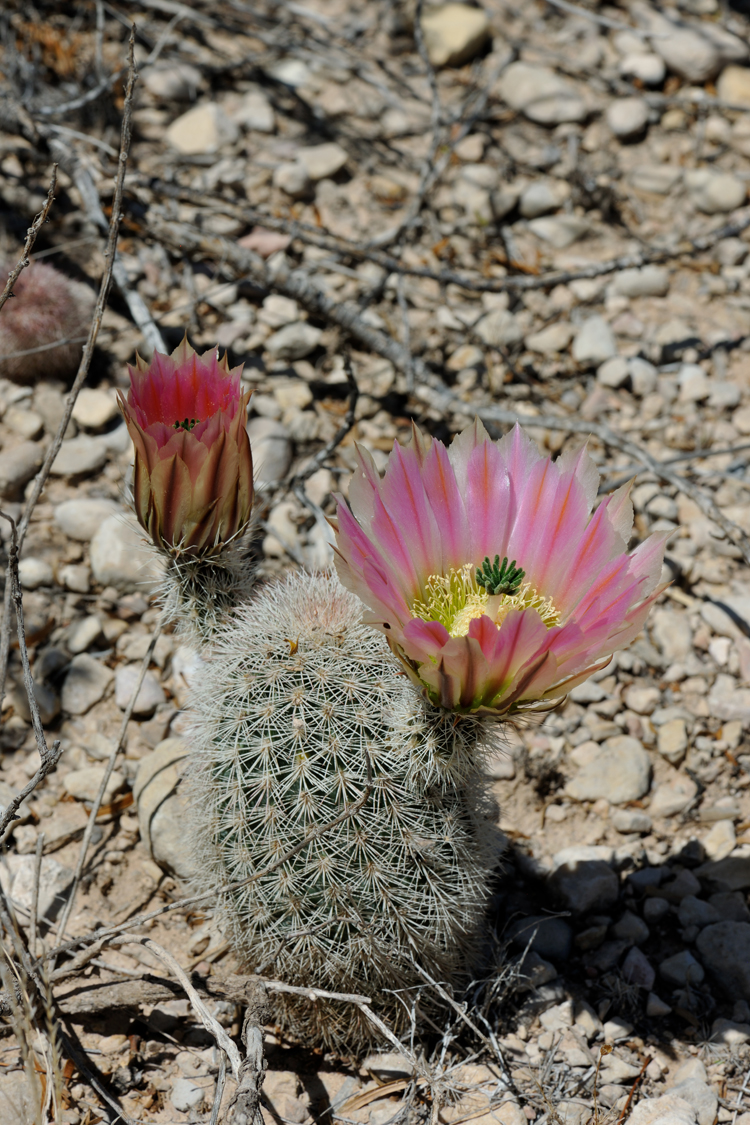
(183, 571, 499, 1051)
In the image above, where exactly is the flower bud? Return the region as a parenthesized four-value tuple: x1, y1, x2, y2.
(119, 337, 253, 557)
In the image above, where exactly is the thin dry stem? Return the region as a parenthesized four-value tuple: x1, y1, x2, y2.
(0, 167, 57, 314)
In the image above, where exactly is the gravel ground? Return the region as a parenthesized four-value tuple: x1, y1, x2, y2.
(4, 0, 750, 1121)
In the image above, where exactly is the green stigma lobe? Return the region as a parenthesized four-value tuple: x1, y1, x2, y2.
(476, 555, 525, 596)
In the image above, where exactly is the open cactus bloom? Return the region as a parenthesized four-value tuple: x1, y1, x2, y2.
(119, 337, 253, 558)
(333, 420, 668, 715)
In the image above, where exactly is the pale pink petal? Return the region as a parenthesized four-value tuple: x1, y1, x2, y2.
(556, 442, 599, 511)
(420, 440, 470, 572)
(605, 480, 635, 546)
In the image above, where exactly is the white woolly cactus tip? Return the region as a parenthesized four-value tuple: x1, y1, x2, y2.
(185, 571, 501, 1052)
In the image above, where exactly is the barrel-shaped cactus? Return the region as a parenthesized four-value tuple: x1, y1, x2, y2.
(185, 571, 498, 1050)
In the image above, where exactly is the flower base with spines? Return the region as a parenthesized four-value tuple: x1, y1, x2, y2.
(184, 571, 500, 1051)
(158, 536, 255, 647)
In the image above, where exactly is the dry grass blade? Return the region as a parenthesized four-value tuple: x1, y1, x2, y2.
(127, 936, 243, 1077)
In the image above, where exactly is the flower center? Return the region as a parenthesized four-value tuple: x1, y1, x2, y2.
(411, 558, 560, 638)
(174, 417, 200, 431)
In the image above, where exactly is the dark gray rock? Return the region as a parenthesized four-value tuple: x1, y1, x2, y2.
(696, 921, 750, 998)
(548, 858, 619, 915)
(507, 915, 573, 962)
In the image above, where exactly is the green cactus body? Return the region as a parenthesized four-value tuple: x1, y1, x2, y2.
(185, 572, 499, 1051)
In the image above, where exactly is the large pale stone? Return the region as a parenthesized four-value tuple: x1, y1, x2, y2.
(134, 738, 194, 879)
(718, 65, 750, 107)
(89, 514, 164, 592)
(565, 737, 651, 805)
(54, 498, 121, 541)
(166, 103, 239, 155)
(61, 654, 114, 715)
(421, 4, 491, 69)
(497, 63, 586, 125)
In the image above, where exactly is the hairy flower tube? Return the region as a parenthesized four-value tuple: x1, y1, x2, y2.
(119, 337, 253, 557)
(333, 420, 668, 714)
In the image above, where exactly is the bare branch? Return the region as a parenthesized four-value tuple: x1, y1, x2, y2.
(0, 27, 138, 724)
(0, 167, 57, 314)
(53, 624, 162, 953)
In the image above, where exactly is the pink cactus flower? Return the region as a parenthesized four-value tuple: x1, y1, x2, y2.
(333, 421, 668, 715)
(119, 337, 253, 557)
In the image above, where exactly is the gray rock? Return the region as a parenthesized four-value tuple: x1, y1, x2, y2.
(170, 1076, 204, 1112)
(420, 3, 491, 68)
(0, 441, 44, 497)
(629, 1094, 696, 1125)
(141, 63, 202, 100)
(657, 719, 688, 765)
(498, 63, 586, 124)
(629, 357, 658, 396)
(597, 356, 629, 389)
(89, 514, 164, 592)
(611, 910, 650, 945)
(518, 181, 567, 219)
(134, 738, 194, 880)
(628, 164, 682, 195)
(247, 417, 293, 487)
(678, 895, 721, 929)
(9, 680, 59, 726)
(71, 388, 119, 430)
(646, 993, 672, 1018)
(686, 169, 746, 214)
(231, 90, 275, 132)
(51, 435, 108, 477)
(643, 897, 669, 923)
(548, 857, 619, 915)
(572, 316, 617, 367)
(611, 807, 652, 834)
(668, 1079, 717, 1125)
(475, 308, 523, 348)
(619, 52, 666, 86)
(507, 914, 573, 962)
(565, 736, 651, 805)
(5, 407, 44, 440)
(613, 266, 670, 298)
(273, 162, 311, 198)
(59, 562, 90, 594)
(660, 949, 705, 987)
(8, 854, 73, 922)
(63, 766, 126, 805)
(660, 868, 701, 903)
(709, 891, 750, 921)
(708, 382, 741, 409)
(696, 921, 750, 997)
(61, 654, 114, 714)
(67, 615, 103, 655)
(678, 364, 710, 402)
(696, 849, 750, 892)
(18, 557, 53, 589)
(527, 216, 589, 248)
(606, 96, 649, 139)
(708, 674, 750, 722)
(654, 28, 720, 83)
(114, 664, 166, 718)
(650, 776, 698, 818)
(166, 103, 239, 155)
(265, 322, 322, 360)
(650, 607, 692, 660)
(54, 497, 122, 541)
(621, 945, 655, 989)
(711, 1017, 750, 1046)
(297, 142, 348, 181)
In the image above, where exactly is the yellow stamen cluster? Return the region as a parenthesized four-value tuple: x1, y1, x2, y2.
(411, 562, 560, 638)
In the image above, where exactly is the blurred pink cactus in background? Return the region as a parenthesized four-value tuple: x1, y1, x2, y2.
(119, 337, 253, 557)
(334, 420, 668, 715)
(0, 259, 95, 384)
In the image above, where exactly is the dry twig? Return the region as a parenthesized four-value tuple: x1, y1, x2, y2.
(0, 167, 57, 314)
